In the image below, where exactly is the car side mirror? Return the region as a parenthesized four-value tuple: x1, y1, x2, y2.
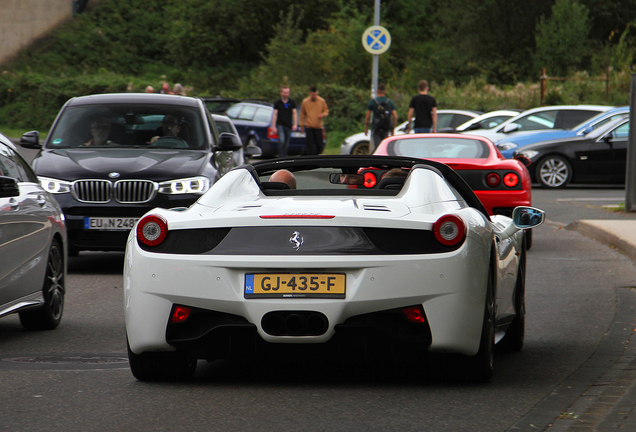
(19, 131, 41, 149)
(501, 206, 545, 238)
(503, 123, 520, 133)
(0, 176, 19, 198)
(466, 122, 482, 131)
(245, 144, 263, 157)
(512, 206, 545, 229)
(215, 132, 243, 151)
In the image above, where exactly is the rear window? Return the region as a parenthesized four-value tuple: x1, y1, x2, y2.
(557, 110, 604, 129)
(387, 137, 490, 159)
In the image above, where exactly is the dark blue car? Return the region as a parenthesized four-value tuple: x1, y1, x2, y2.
(226, 101, 322, 158)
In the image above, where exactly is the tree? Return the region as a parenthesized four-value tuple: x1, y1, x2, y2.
(535, 0, 591, 77)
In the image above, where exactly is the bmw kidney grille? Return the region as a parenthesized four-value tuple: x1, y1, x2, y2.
(72, 179, 157, 203)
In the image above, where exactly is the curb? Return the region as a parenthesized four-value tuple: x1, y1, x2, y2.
(566, 220, 636, 264)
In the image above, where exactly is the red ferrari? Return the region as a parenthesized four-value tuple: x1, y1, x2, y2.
(370, 133, 532, 217)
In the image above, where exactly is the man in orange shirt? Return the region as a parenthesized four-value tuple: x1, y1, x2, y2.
(300, 86, 329, 155)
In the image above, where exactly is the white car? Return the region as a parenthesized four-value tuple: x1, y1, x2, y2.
(464, 105, 613, 143)
(454, 109, 521, 132)
(340, 109, 482, 155)
(124, 155, 544, 382)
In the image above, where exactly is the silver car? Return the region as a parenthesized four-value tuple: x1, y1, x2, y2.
(340, 109, 483, 155)
(0, 132, 67, 329)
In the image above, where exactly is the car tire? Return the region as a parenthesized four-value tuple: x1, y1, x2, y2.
(19, 238, 65, 330)
(536, 155, 572, 188)
(351, 141, 370, 155)
(465, 265, 495, 382)
(127, 338, 196, 381)
(499, 243, 526, 352)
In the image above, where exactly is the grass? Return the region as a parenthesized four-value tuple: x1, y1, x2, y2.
(0, 126, 35, 139)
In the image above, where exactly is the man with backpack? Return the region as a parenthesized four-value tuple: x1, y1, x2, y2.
(364, 84, 398, 153)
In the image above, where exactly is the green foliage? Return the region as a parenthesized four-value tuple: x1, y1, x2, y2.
(0, 71, 131, 129)
(1, 0, 636, 136)
(535, 0, 591, 77)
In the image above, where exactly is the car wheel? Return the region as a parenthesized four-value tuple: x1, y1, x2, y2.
(19, 238, 65, 330)
(536, 155, 572, 188)
(351, 141, 370, 155)
(499, 244, 526, 352)
(465, 266, 495, 382)
(127, 338, 196, 381)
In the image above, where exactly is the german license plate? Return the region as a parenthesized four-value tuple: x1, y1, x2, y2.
(245, 273, 345, 299)
(84, 217, 139, 231)
(291, 131, 305, 138)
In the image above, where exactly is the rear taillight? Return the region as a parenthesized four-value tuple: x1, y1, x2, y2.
(503, 172, 519, 187)
(433, 215, 466, 246)
(363, 172, 377, 188)
(137, 214, 168, 247)
(485, 172, 501, 188)
(267, 127, 278, 139)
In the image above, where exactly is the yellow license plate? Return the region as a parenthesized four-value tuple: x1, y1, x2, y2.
(245, 274, 346, 299)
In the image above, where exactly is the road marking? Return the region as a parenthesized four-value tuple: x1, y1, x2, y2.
(556, 198, 623, 202)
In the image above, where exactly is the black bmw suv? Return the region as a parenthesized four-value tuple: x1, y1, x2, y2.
(20, 93, 246, 255)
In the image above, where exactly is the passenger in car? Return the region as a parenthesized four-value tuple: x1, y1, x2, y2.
(84, 117, 120, 146)
(269, 169, 297, 189)
(149, 115, 181, 144)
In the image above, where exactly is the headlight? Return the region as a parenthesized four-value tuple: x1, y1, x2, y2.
(158, 176, 210, 195)
(517, 150, 539, 160)
(39, 177, 71, 194)
(497, 142, 518, 151)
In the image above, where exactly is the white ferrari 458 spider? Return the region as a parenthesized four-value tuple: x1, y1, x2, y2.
(124, 155, 544, 382)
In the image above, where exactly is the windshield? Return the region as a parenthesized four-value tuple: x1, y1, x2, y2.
(47, 104, 209, 149)
(386, 137, 490, 159)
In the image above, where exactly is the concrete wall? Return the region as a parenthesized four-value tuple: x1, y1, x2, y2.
(0, 0, 73, 66)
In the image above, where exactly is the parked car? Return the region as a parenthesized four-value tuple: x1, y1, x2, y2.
(466, 105, 614, 144)
(513, 117, 629, 188)
(19, 93, 246, 255)
(226, 100, 320, 158)
(372, 133, 532, 218)
(454, 110, 522, 132)
(496, 106, 629, 158)
(0, 132, 67, 330)
(340, 109, 483, 155)
(124, 155, 544, 381)
(200, 97, 240, 114)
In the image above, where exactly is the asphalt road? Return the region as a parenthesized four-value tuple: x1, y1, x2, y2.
(1, 186, 635, 431)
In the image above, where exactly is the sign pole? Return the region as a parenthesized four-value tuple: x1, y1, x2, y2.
(372, 0, 380, 98)
(626, 74, 636, 211)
